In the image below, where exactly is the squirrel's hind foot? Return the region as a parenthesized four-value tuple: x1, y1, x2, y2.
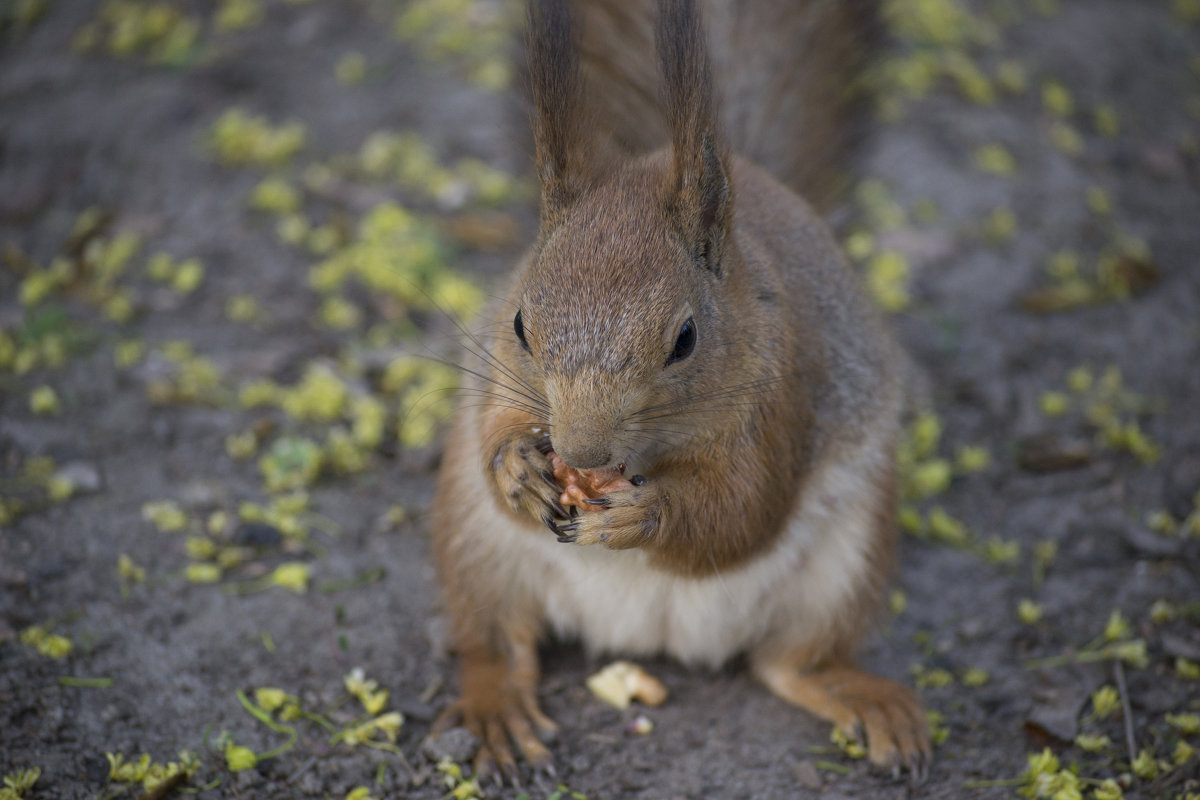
(754, 656, 932, 782)
(432, 684, 558, 785)
(433, 643, 559, 784)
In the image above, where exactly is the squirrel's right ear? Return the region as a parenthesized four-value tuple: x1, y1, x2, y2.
(528, 0, 595, 230)
(657, 0, 732, 276)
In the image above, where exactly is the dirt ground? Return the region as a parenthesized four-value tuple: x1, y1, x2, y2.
(2, 1, 1199, 798)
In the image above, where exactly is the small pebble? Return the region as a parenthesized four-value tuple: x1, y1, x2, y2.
(789, 758, 823, 790)
(625, 714, 654, 735)
(420, 727, 479, 764)
(54, 461, 102, 493)
(233, 522, 284, 548)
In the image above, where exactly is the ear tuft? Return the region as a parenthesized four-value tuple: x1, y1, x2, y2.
(657, 0, 732, 274)
(528, 0, 595, 230)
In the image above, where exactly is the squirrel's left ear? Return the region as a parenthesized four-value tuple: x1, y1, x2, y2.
(658, 0, 732, 276)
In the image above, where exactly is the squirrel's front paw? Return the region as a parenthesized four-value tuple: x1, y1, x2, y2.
(488, 432, 570, 532)
(557, 478, 665, 550)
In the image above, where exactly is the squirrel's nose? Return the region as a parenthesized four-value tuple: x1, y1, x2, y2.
(546, 376, 622, 469)
(550, 438, 612, 470)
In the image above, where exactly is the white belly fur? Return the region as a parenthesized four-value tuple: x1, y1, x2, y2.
(467, 423, 889, 669)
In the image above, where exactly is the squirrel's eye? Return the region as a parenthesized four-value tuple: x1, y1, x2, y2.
(666, 316, 696, 366)
(514, 309, 530, 352)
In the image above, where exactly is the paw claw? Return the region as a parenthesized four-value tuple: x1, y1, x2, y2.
(472, 755, 500, 785)
(500, 762, 521, 787)
(910, 747, 932, 784)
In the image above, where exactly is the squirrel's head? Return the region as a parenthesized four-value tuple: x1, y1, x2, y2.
(508, 0, 735, 470)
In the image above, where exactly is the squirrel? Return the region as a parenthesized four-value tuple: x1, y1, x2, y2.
(429, 0, 931, 782)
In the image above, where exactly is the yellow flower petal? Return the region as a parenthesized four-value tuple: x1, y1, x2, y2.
(224, 743, 257, 771)
(270, 562, 310, 593)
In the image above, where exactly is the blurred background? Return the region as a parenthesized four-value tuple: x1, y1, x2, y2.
(1, 1, 1198, 798)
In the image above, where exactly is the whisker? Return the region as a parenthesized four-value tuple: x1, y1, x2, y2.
(400, 280, 547, 409)
(628, 424, 698, 440)
(459, 387, 546, 422)
(401, 383, 544, 418)
(480, 420, 555, 455)
(632, 390, 789, 422)
(709, 549, 735, 604)
(453, 387, 549, 417)
(454, 400, 550, 421)
(627, 427, 705, 450)
(633, 396, 778, 424)
(624, 430, 677, 450)
(421, 353, 549, 416)
(452, 338, 547, 408)
(630, 375, 790, 420)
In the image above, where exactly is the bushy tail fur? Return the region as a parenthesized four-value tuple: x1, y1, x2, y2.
(561, 0, 876, 213)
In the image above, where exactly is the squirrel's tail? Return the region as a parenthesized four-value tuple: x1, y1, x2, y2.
(566, 0, 876, 213)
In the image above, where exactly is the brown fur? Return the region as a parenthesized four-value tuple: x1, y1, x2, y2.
(430, 0, 928, 782)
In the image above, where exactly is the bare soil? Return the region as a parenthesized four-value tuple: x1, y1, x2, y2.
(2, 1, 1199, 799)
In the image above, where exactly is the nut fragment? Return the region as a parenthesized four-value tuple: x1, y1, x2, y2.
(585, 660, 668, 709)
(548, 451, 633, 511)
